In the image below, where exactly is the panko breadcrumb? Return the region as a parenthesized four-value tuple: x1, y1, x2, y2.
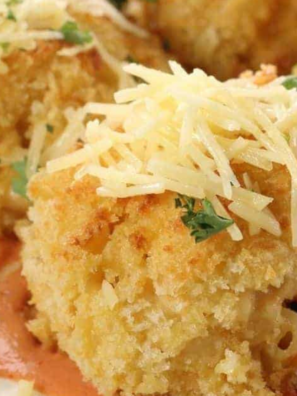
(125, 0, 297, 80)
(18, 162, 297, 396)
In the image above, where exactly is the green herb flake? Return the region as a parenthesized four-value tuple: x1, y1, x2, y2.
(109, 0, 155, 6)
(0, 42, 10, 53)
(46, 123, 54, 133)
(60, 21, 93, 45)
(284, 133, 290, 143)
(162, 38, 170, 52)
(126, 55, 144, 83)
(7, 0, 23, 5)
(175, 194, 234, 243)
(11, 158, 28, 199)
(108, 0, 127, 9)
(133, 76, 145, 84)
(126, 55, 138, 64)
(175, 197, 182, 208)
(282, 76, 297, 90)
(7, 9, 16, 21)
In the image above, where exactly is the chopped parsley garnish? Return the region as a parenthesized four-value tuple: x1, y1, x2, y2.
(11, 158, 28, 199)
(284, 133, 290, 143)
(7, 9, 16, 21)
(133, 75, 144, 84)
(7, 0, 23, 4)
(0, 42, 10, 53)
(175, 195, 234, 243)
(108, 0, 127, 9)
(108, 0, 156, 8)
(46, 123, 54, 133)
(60, 22, 93, 45)
(126, 56, 144, 83)
(282, 76, 297, 90)
(162, 38, 170, 52)
(126, 55, 138, 64)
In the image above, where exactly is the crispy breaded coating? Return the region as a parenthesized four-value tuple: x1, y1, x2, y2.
(126, 0, 297, 79)
(18, 163, 297, 396)
(0, 41, 114, 232)
(0, 15, 168, 234)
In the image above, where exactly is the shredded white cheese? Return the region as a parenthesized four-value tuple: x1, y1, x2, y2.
(40, 60, 297, 245)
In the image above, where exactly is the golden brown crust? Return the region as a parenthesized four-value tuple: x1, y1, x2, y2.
(18, 163, 297, 396)
(126, 0, 297, 80)
(240, 64, 278, 86)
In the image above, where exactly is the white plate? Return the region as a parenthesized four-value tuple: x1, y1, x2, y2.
(0, 378, 43, 396)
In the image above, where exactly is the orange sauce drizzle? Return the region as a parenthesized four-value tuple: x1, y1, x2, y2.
(0, 238, 99, 396)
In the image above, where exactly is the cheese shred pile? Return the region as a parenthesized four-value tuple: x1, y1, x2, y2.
(46, 61, 297, 245)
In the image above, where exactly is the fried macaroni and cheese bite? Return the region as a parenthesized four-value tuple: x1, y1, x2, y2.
(0, 0, 168, 234)
(18, 64, 297, 395)
(19, 164, 297, 396)
(126, 0, 297, 80)
(17, 162, 297, 396)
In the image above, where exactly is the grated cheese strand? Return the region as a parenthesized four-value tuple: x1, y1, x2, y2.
(229, 202, 281, 237)
(210, 196, 243, 241)
(97, 183, 165, 198)
(47, 139, 112, 173)
(26, 123, 48, 178)
(195, 117, 239, 198)
(0, 31, 64, 43)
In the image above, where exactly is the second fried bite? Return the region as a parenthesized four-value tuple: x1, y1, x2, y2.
(0, 1, 168, 235)
(126, 0, 297, 79)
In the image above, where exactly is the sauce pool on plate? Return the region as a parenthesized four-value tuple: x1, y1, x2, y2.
(0, 238, 99, 396)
